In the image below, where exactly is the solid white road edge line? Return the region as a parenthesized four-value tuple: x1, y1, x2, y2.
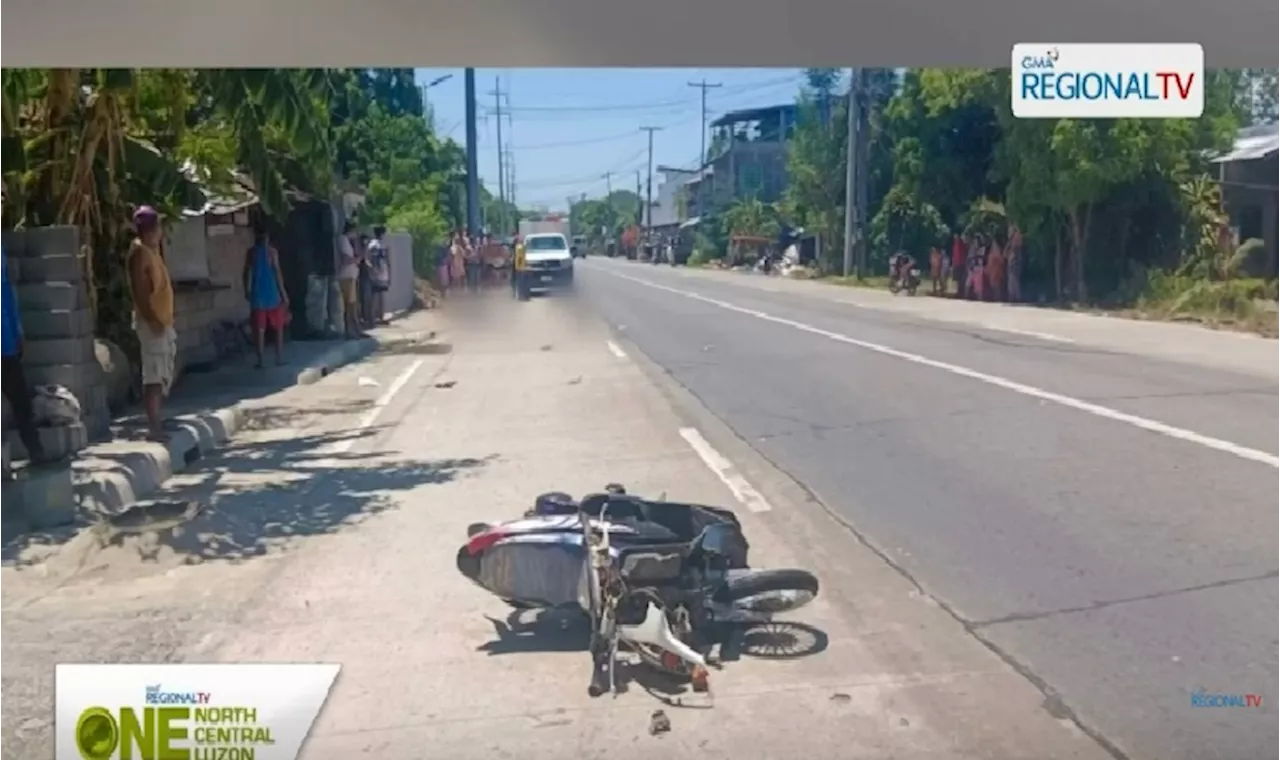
(319, 358, 427, 463)
(679, 427, 774, 513)
(606, 340, 628, 359)
(613, 271, 1280, 470)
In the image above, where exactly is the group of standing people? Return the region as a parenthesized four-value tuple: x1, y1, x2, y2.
(436, 231, 511, 296)
(928, 223, 1025, 303)
(337, 222, 392, 338)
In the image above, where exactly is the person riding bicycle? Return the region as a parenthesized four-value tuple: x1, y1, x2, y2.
(889, 251, 916, 286)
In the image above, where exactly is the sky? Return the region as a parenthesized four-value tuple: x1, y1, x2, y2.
(415, 68, 810, 212)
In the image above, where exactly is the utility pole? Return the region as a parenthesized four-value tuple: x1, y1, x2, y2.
(507, 149, 517, 211)
(641, 126, 661, 236)
(464, 68, 480, 237)
(688, 80, 722, 167)
(842, 68, 861, 278)
(635, 171, 643, 226)
(602, 171, 615, 239)
(853, 72, 870, 279)
(491, 78, 508, 237)
(688, 80, 721, 217)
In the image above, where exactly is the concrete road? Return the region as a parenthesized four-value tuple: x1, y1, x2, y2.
(575, 258, 1279, 760)
(2, 300, 1117, 760)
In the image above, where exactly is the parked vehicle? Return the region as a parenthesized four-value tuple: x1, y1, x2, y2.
(457, 487, 820, 697)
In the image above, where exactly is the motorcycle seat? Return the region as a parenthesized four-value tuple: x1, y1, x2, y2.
(614, 542, 689, 584)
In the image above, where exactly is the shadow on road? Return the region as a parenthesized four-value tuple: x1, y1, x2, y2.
(3, 419, 498, 570)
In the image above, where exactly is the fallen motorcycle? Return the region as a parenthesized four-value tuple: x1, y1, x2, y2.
(457, 487, 820, 697)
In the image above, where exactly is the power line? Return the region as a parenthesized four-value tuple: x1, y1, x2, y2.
(517, 145, 651, 189)
(478, 75, 803, 118)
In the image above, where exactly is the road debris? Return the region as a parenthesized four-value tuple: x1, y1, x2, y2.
(648, 710, 671, 736)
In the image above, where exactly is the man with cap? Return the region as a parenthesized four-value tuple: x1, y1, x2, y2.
(127, 206, 177, 442)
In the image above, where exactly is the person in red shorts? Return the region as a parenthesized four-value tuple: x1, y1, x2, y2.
(242, 224, 290, 368)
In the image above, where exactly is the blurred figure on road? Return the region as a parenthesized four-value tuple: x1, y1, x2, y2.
(338, 222, 363, 338)
(435, 239, 452, 298)
(357, 233, 373, 326)
(367, 226, 391, 324)
(1006, 223, 1024, 302)
(951, 233, 966, 297)
(986, 236, 1006, 302)
(243, 224, 290, 367)
(463, 234, 482, 293)
(449, 231, 467, 292)
(929, 245, 944, 295)
(512, 235, 529, 301)
(964, 234, 987, 301)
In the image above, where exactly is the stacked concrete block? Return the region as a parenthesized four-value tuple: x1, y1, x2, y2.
(173, 287, 220, 369)
(3, 226, 108, 452)
(305, 274, 343, 335)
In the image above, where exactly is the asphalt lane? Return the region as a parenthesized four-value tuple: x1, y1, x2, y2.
(576, 258, 1279, 760)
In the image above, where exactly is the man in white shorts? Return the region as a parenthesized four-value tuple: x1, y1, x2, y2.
(127, 206, 178, 442)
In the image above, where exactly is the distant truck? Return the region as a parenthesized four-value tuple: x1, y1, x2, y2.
(518, 218, 569, 241)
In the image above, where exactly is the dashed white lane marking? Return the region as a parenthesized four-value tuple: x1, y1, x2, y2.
(980, 324, 1075, 344)
(612, 271, 1280, 470)
(606, 340, 628, 359)
(679, 427, 774, 513)
(317, 358, 426, 464)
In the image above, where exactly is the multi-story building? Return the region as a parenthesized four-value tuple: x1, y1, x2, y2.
(683, 103, 798, 219)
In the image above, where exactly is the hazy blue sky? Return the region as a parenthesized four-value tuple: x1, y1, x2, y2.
(415, 68, 810, 211)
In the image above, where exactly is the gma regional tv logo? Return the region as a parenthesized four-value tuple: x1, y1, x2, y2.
(56, 664, 341, 760)
(1011, 43, 1205, 119)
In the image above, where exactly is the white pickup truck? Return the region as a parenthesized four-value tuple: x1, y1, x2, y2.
(522, 232, 575, 293)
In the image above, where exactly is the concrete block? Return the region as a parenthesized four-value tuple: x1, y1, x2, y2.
(25, 363, 99, 391)
(2, 229, 28, 259)
(25, 225, 80, 259)
(1, 466, 76, 530)
(17, 281, 86, 311)
(7, 422, 89, 462)
(22, 308, 93, 339)
(21, 336, 97, 368)
(20, 253, 85, 283)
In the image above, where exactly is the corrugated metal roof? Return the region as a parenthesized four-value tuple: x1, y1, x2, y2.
(710, 103, 798, 128)
(1211, 122, 1279, 164)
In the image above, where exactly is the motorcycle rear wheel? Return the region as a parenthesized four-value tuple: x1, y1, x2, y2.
(724, 569, 820, 614)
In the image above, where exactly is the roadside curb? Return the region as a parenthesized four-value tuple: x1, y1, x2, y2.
(4, 310, 423, 534)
